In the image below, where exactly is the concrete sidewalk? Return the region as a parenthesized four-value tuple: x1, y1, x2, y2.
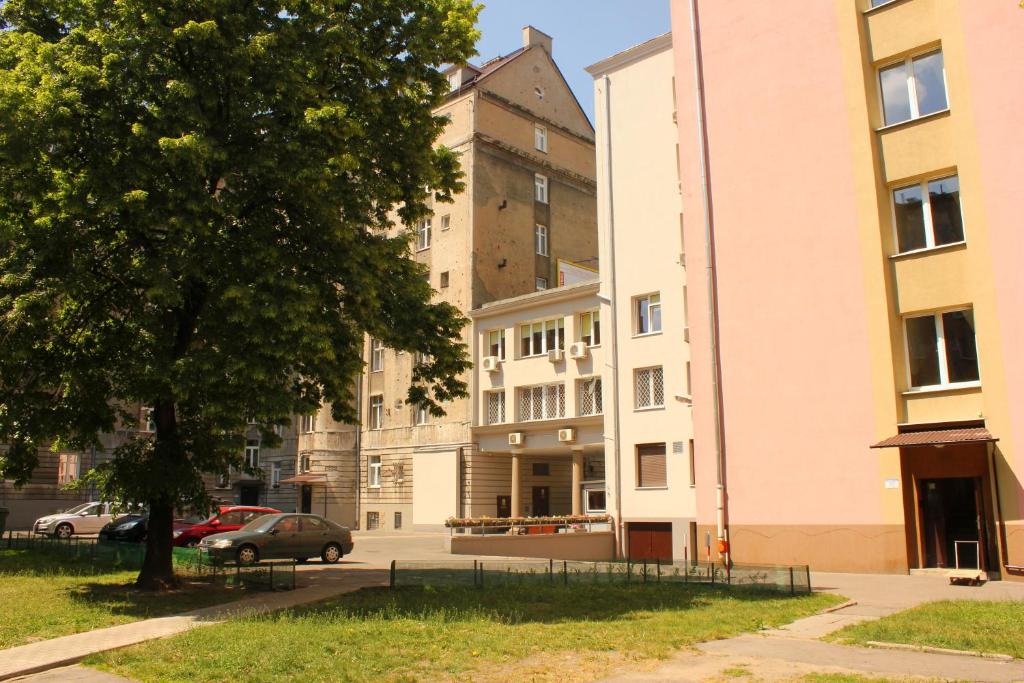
(0, 568, 389, 682)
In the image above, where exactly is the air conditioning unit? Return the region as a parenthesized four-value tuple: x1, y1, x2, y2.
(482, 356, 500, 373)
(558, 428, 576, 443)
(547, 348, 564, 363)
(568, 342, 589, 360)
(508, 432, 524, 446)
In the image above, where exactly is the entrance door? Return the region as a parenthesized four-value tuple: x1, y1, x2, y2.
(532, 487, 550, 516)
(239, 485, 259, 506)
(919, 477, 986, 570)
(628, 522, 673, 561)
(300, 485, 313, 514)
(496, 495, 511, 518)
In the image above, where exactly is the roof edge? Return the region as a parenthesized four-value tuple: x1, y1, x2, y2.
(586, 32, 673, 77)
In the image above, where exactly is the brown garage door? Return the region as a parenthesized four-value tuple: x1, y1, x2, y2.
(628, 522, 673, 561)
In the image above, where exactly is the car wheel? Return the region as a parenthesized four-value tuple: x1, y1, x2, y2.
(54, 523, 74, 540)
(321, 543, 342, 564)
(236, 544, 259, 566)
(185, 539, 198, 548)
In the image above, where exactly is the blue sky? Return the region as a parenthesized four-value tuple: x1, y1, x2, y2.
(473, 1, 671, 121)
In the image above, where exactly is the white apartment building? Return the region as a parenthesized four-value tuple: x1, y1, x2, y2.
(588, 34, 697, 562)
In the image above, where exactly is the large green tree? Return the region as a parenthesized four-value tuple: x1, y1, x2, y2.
(0, 0, 478, 589)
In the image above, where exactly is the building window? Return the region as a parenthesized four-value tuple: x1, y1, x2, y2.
(578, 377, 603, 416)
(299, 454, 311, 473)
(439, 271, 450, 289)
(393, 462, 405, 483)
(688, 439, 696, 487)
(366, 511, 380, 530)
(892, 175, 964, 254)
(517, 384, 565, 421)
(368, 456, 382, 487)
(140, 407, 156, 433)
(532, 463, 550, 476)
(635, 367, 665, 409)
(637, 443, 667, 488)
(635, 293, 662, 335)
(585, 489, 607, 513)
(300, 414, 315, 433)
(534, 174, 548, 204)
(535, 224, 549, 256)
(488, 329, 505, 360)
(535, 124, 548, 153)
(519, 318, 564, 357)
(579, 310, 601, 346)
(57, 453, 80, 485)
(413, 351, 428, 368)
(370, 339, 384, 373)
(416, 218, 432, 251)
(441, 214, 451, 231)
(244, 440, 260, 470)
(905, 309, 979, 389)
(535, 276, 548, 291)
(486, 390, 506, 425)
(414, 405, 429, 426)
(369, 395, 384, 430)
(394, 511, 403, 529)
(879, 50, 947, 126)
(271, 462, 281, 488)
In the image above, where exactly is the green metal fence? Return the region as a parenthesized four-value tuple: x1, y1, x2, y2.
(390, 558, 812, 594)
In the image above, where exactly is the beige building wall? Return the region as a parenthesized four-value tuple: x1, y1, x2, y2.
(589, 34, 696, 562)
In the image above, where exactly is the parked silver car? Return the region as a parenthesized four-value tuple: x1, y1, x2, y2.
(33, 502, 115, 539)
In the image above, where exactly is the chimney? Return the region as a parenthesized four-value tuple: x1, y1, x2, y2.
(522, 26, 552, 54)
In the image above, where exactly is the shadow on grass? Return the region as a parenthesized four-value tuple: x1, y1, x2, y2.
(59, 578, 239, 620)
(0, 549, 133, 578)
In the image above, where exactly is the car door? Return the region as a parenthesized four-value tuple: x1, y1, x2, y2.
(216, 510, 246, 534)
(77, 503, 105, 533)
(298, 516, 330, 558)
(265, 515, 301, 559)
(96, 503, 116, 532)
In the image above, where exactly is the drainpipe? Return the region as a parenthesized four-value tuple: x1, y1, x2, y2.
(688, 0, 730, 564)
(597, 74, 625, 558)
(354, 372, 363, 530)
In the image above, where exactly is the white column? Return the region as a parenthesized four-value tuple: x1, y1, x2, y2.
(511, 450, 522, 518)
(571, 447, 585, 516)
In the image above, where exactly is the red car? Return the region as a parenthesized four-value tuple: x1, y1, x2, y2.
(173, 505, 280, 547)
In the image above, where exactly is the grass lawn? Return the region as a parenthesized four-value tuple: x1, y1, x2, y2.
(829, 600, 1024, 658)
(90, 583, 843, 683)
(0, 549, 244, 649)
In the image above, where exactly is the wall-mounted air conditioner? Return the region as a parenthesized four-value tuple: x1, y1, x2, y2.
(547, 348, 564, 363)
(558, 428, 576, 443)
(508, 432, 524, 446)
(482, 356, 500, 373)
(568, 342, 589, 360)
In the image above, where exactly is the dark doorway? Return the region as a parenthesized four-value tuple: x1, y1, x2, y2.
(300, 485, 313, 514)
(919, 477, 985, 569)
(532, 486, 550, 516)
(628, 522, 673, 561)
(239, 485, 259, 506)
(496, 495, 511, 518)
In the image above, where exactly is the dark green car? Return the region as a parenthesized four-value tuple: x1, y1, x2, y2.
(199, 513, 354, 566)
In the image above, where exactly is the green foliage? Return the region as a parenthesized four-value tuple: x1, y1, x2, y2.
(0, 0, 479, 528)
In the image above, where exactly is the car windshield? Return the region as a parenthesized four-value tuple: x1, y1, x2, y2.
(179, 514, 207, 525)
(239, 514, 278, 533)
(63, 503, 94, 515)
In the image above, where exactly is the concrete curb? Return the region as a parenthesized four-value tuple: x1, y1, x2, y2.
(864, 640, 1015, 662)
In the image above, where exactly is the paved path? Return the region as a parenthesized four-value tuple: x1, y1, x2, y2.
(0, 568, 389, 682)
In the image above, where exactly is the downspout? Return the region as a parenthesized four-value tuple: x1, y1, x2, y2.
(598, 74, 625, 559)
(689, 0, 730, 564)
(354, 372, 362, 529)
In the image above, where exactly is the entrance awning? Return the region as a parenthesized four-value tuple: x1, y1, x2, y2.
(279, 473, 328, 484)
(871, 427, 997, 449)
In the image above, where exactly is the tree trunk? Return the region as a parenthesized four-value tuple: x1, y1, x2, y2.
(136, 498, 178, 589)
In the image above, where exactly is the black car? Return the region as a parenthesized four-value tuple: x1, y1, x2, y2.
(98, 513, 148, 543)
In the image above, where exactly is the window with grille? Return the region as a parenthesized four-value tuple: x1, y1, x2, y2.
(366, 511, 380, 530)
(369, 395, 384, 430)
(534, 174, 548, 203)
(393, 462, 405, 483)
(244, 440, 260, 469)
(635, 367, 665, 409)
(368, 456, 382, 487)
(57, 453, 80, 485)
(394, 511, 403, 529)
(370, 339, 384, 372)
(535, 224, 549, 256)
(578, 377, 603, 416)
(416, 218, 432, 250)
(488, 329, 505, 360)
(637, 443, 667, 488)
(635, 293, 662, 334)
(519, 318, 564, 357)
(486, 390, 506, 424)
(517, 384, 565, 421)
(580, 310, 601, 346)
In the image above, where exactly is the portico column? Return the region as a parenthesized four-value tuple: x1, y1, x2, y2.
(511, 449, 522, 518)
(571, 447, 585, 516)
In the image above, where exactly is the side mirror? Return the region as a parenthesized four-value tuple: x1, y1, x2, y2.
(269, 528, 279, 535)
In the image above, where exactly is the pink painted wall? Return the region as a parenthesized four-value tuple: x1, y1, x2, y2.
(670, 0, 883, 527)
(957, 2, 1024, 517)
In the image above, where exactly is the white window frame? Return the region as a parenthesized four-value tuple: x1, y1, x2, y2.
(368, 455, 382, 488)
(890, 174, 965, 255)
(535, 277, 548, 291)
(579, 310, 601, 347)
(416, 218, 432, 251)
(487, 329, 506, 360)
(534, 174, 548, 204)
(903, 308, 980, 392)
(584, 487, 607, 514)
(486, 390, 506, 425)
(535, 224, 549, 256)
(414, 404, 429, 426)
(369, 395, 384, 430)
(370, 339, 384, 373)
(877, 50, 948, 128)
(57, 453, 80, 485)
(271, 462, 281, 488)
(634, 293, 662, 336)
(534, 124, 548, 153)
(519, 317, 564, 358)
(300, 414, 315, 433)
(244, 440, 260, 470)
(140, 407, 156, 434)
(634, 366, 665, 410)
(441, 214, 451, 231)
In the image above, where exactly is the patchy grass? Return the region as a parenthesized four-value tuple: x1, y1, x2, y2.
(829, 600, 1024, 659)
(0, 549, 243, 648)
(90, 583, 843, 682)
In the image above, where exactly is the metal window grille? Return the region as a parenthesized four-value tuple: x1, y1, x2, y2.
(635, 367, 664, 408)
(578, 377, 603, 416)
(518, 384, 564, 421)
(487, 391, 505, 424)
(366, 511, 380, 530)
